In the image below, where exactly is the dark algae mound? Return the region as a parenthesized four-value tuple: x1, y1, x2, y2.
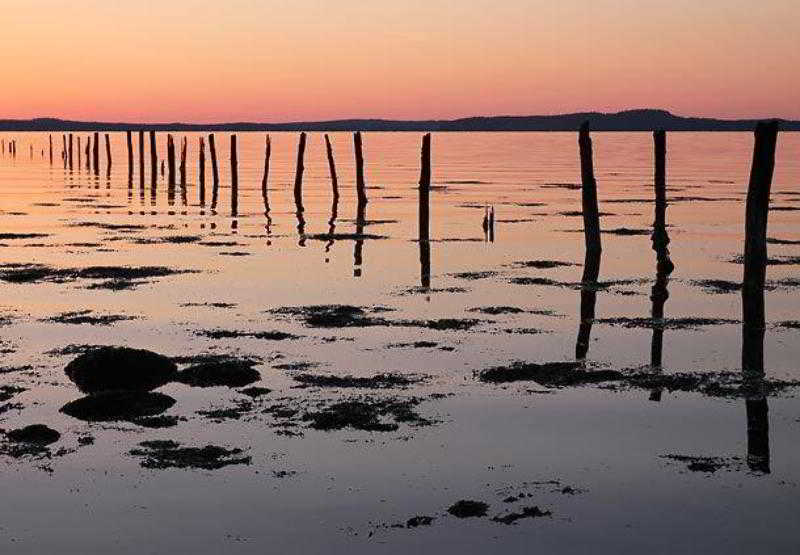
(130, 440, 251, 470)
(177, 359, 260, 388)
(302, 397, 432, 432)
(660, 454, 743, 473)
(45, 310, 137, 325)
(479, 362, 622, 386)
(65, 346, 178, 393)
(406, 516, 436, 528)
(61, 392, 176, 422)
(293, 373, 421, 389)
(6, 424, 60, 445)
(269, 304, 393, 328)
(195, 329, 298, 341)
(492, 506, 552, 525)
(447, 500, 489, 518)
(0, 263, 194, 288)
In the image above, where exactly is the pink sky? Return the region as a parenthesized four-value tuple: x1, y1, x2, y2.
(3, 1, 799, 122)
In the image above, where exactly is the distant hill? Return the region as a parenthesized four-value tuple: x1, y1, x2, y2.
(0, 109, 797, 132)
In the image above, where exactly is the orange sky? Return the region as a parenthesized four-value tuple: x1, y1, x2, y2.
(3, 1, 799, 122)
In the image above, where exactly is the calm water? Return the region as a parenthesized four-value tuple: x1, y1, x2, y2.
(0, 131, 799, 554)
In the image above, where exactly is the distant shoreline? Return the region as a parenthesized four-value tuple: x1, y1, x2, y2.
(1, 109, 798, 132)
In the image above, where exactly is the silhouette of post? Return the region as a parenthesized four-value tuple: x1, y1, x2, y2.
(126, 131, 133, 183)
(419, 133, 432, 288)
(104, 133, 112, 177)
(324, 134, 339, 201)
(741, 120, 778, 474)
(262, 135, 271, 212)
(149, 131, 157, 185)
(77, 137, 81, 169)
(576, 122, 602, 360)
(179, 136, 187, 187)
(61, 135, 67, 169)
(199, 137, 206, 206)
(68, 134, 73, 170)
(651, 130, 674, 273)
(231, 135, 238, 217)
(167, 134, 176, 186)
(138, 131, 145, 187)
(354, 131, 367, 205)
(92, 132, 99, 175)
(48, 135, 53, 165)
(294, 132, 307, 212)
(209, 133, 219, 210)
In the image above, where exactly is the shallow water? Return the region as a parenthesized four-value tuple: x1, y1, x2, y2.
(0, 131, 799, 554)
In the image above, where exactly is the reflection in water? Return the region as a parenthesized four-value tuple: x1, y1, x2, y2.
(353, 197, 365, 276)
(575, 249, 600, 360)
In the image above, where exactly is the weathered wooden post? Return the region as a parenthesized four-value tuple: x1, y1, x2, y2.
(179, 136, 187, 187)
(138, 131, 145, 186)
(324, 134, 339, 200)
(92, 132, 99, 174)
(166, 134, 176, 186)
(104, 133, 112, 177)
(576, 121, 602, 360)
(209, 133, 219, 209)
(419, 133, 432, 288)
(354, 131, 367, 205)
(126, 130, 133, 183)
(293, 132, 307, 212)
(262, 135, 271, 211)
(652, 130, 673, 269)
(230, 135, 238, 217)
(198, 136, 206, 206)
(48, 134, 53, 165)
(85, 135, 91, 171)
(62, 135, 67, 168)
(149, 131, 157, 184)
(68, 134, 73, 170)
(77, 136, 82, 169)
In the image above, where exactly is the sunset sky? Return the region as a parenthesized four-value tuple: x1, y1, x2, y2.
(3, 0, 798, 123)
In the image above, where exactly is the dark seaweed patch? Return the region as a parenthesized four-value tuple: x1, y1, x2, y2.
(293, 373, 421, 389)
(302, 397, 432, 432)
(195, 329, 298, 341)
(492, 506, 552, 525)
(130, 440, 251, 470)
(449, 271, 501, 280)
(595, 317, 737, 329)
(0, 233, 49, 240)
(479, 362, 622, 386)
(660, 454, 742, 473)
(447, 500, 489, 518)
(44, 310, 137, 326)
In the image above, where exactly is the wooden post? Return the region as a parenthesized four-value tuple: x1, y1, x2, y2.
(166, 134, 176, 185)
(231, 135, 238, 217)
(209, 134, 219, 209)
(419, 133, 432, 288)
(262, 135, 271, 211)
(85, 135, 91, 171)
(92, 132, 99, 174)
(294, 132, 307, 212)
(68, 134, 73, 170)
(324, 134, 338, 200)
(199, 137, 206, 206)
(48, 134, 53, 165)
(104, 133, 112, 176)
(77, 137, 81, 169)
(126, 130, 133, 183)
(138, 131, 145, 186)
(149, 131, 157, 184)
(354, 131, 367, 205)
(652, 130, 674, 274)
(579, 122, 601, 255)
(62, 135, 67, 168)
(742, 120, 779, 377)
(179, 136, 187, 187)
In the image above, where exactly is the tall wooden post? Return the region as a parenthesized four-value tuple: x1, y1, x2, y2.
(294, 132, 307, 212)
(77, 137, 81, 169)
(68, 134, 73, 170)
(419, 133, 432, 288)
(48, 135, 53, 165)
(209, 134, 219, 209)
(126, 130, 134, 183)
(149, 131, 157, 184)
(651, 130, 674, 274)
(324, 134, 338, 200)
(262, 135, 271, 211)
(354, 131, 367, 205)
(104, 133, 112, 177)
(199, 136, 206, 206)
(230, 135, 238, 217)
(138, 131, 145, 186)
(92, 132, 99, 174)
(166, 134, 176, 186)
(179, 136, 187, 187)
(85, 135, 91, 171)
